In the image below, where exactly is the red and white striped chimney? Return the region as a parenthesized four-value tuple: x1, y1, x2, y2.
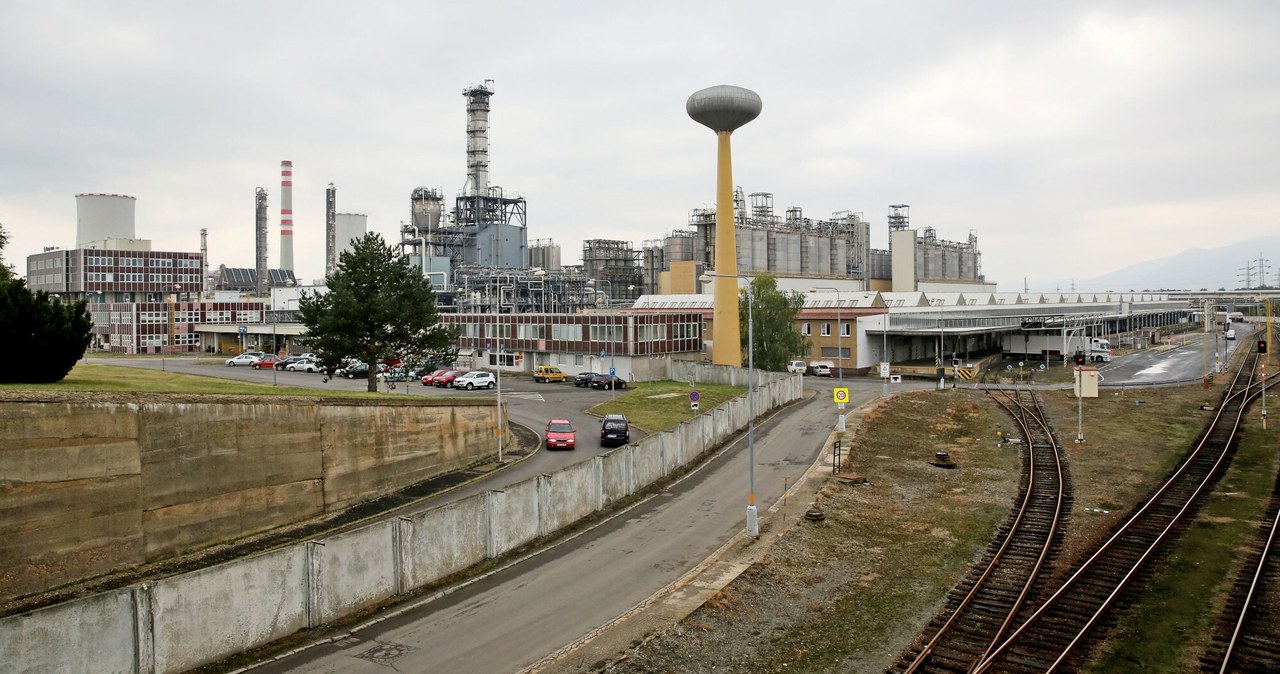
(280, 160, 294, 272)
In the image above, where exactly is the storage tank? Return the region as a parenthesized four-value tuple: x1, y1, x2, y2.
(410, 187, 444, 232)
(665, 231, 694, 263)
(76, 193, 136, 247)
(334, 213, 368, 261)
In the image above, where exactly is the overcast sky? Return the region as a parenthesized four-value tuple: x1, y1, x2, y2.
(2, 1, 1277, 291)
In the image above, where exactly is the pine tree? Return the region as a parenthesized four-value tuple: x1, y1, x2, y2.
(298, 232, 458, 392)
(0, 224, 93, 383)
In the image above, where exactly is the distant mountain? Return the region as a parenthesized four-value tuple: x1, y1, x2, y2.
(1072, 237, 1280, 292)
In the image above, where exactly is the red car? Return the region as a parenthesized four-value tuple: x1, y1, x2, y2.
(544, 419, 576, 450)
(433, 370, 467, 387)
(251, 355, 284, 370)
(420, 368, 450, 386)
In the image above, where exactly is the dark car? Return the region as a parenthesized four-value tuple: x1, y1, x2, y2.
(274, 356, 304, 371)
(600, 413, 630, 447)
(340, 362, 370, 379)
(574, 372, 598, 388)
(590, 373, 627, 390)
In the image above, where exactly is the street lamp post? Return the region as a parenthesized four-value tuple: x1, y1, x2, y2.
(588, 279, 618, 400)
(629, 284, 652, 382)
(936, 298, 946, 390)
(702, 272, 758, 538)
(809, 287, 843, 386)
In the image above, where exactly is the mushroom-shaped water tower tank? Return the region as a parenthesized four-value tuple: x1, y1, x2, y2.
(686, 85, 762, 132)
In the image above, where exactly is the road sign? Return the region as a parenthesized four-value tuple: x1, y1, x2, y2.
(238, 325, 247, 335)
(833, 388, 849, 404)
(1039, 363, 1046, 370)
(879, 362, 890, 378)
(600, 350, 606, 360)
(690, 390, 701, 402)
(691, 401, 699, 411)
(1007, 364, 1013, 370)
(1018, 361, 1024, 367)
(609, 367, 616, 377)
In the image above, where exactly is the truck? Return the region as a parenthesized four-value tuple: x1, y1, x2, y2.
(1002, 334, 1112, 363)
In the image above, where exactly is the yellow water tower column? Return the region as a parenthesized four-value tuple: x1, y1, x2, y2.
(687, 85, 762, 366)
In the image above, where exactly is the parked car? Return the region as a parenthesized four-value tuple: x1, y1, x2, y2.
(420, 368, 450, 386)
(600, 413, 630, 447)
(285, 357, 322, 373)
(590, 373, 627, 390)
(1226, 328, 1236, 340)
(434, 370, 466, 387)
(544, 419, 577, 450)
(274, 356, 304, 371)
(251, 355, 284, 370)
(532, 365, 567, 383)
(451, 371, 496, 390)
(339, 362, 370, 379)
(574, 372, 599, 388)
(225, 352, 264, 367)
(787, 360, 807, 375)
(812, 363, 832, 377)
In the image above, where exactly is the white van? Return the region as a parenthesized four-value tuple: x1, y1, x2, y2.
(787, 360, 807, 374)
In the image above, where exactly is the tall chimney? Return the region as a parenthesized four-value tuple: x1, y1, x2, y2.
(200, 227, 209, 298)
(280, 160, 294, 272)
(463, 80, 493, 196)
(255, 187, 269, 297)
(325, 182, 337, 276)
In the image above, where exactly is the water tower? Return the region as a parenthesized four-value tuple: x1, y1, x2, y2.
(686, 85, 762, 366)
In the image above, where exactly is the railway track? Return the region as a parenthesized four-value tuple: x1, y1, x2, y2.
(1200, 465, 1280, 672)
(969, 354, 1263, 673)
(890, 389, 1070, 674)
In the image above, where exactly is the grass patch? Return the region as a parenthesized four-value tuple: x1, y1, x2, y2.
(585, 380, 745, 433)
(0, 362, 389, 398)
(1084, 423, 1280, 674)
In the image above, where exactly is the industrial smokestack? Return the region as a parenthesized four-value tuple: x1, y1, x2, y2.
(280, 161, 294, 272)
(463, 80, 493, 196)
(200, 227, 209, 298)
(325, 182, 337, 276)
(255, 187, 269, 297)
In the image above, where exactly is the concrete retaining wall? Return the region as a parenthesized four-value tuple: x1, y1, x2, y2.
(150, 546, 309, 674)
(0, 394, 497, 602)
(0, 367, 800, 674)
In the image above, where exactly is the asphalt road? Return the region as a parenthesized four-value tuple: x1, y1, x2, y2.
(249, 377, 898, 673)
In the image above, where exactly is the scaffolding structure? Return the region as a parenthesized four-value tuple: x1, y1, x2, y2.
(446, 266, 596, 314)
(582, 239, 643, 303)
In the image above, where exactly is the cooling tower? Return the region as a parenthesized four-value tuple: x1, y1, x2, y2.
(75, 193, 137, 248)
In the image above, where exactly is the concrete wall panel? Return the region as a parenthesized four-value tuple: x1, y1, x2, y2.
(680, 420, 701, 461)
(490, 478, 539, 556)
(0, 588, 136, 674)
(659, 430, 683, 473)
(542, 460, 598, 533)
(312, 521, 397, 625)
(151, 545, 308, 674)
(319, 404, 495, 512)
(400, 494, 489, 592)
(632, 435, 665, 487)
(599, 446, 631, 504)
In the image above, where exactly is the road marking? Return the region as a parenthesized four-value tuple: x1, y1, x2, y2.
(501, 392, 545, 401)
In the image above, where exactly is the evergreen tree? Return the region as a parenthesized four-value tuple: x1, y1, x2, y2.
(739, 273, 809, 372)
(298, 232, 457, 392)
(0, 224, 94, 383)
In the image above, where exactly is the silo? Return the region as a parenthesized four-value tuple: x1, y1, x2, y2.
(334, 213, 368, 262)
(812, 235, 832, 275)
(735, 228, 753, 273)
(665, 231, 694, 263)
(830, 237, 848, 275)
(75, 193, 136, 247)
